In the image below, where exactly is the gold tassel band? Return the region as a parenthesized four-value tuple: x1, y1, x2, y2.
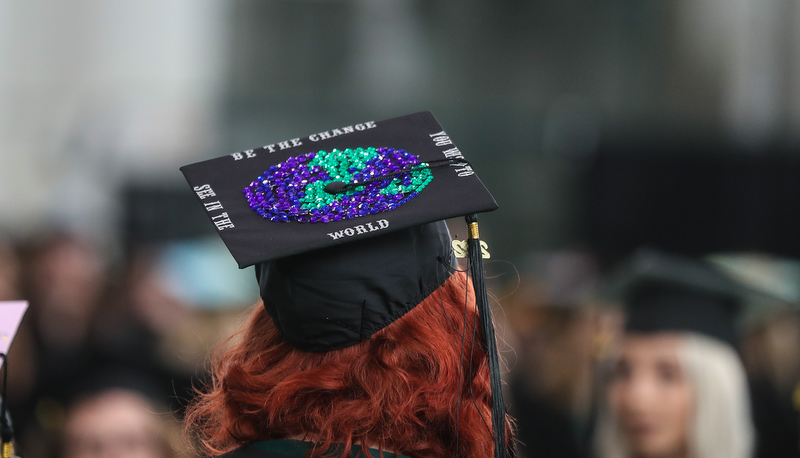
(468, 222, 480, 240)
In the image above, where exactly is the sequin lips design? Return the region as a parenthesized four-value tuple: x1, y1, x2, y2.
(243, 147, 434, 223)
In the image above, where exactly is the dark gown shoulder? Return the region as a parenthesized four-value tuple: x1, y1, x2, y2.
(217, 443, 296, 458)
(215, 440, 410, 458)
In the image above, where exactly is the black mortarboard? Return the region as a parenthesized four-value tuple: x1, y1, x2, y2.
(181, 111, 510, 457)
(610, 249, 749, 347)
(181, 112, 496, 268)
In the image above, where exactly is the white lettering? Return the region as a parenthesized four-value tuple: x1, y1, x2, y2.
(273, 139, 302, 151)
(214, 219, 235, 230)
(203, 201, 224, 212)
(456, 166, 474, 177)
(326, 218, 390, 240)
(309, 122, 375, 142)
(430, 130, 453, 146)
(327, 230, 345, 240)
(211, 212, 234, 230)
(442, 147, 464, 159)
(193, 184, 216, 199)
(231, 150, 256, 161)
(434, 136, 452, 146)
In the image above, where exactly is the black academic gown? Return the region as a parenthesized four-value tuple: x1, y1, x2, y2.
(220, 443, 294, 458)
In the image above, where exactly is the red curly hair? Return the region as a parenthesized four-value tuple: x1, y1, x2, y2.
(185, 270, 512, 457)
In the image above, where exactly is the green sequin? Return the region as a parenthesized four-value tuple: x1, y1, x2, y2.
(298, 147, 433, 211)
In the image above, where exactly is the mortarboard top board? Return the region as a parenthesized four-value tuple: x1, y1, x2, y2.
(180, 111, 497, 269)
(181, 111, 511, 457)
(608, 249, 750, 347)
(706, 253, 800, 328)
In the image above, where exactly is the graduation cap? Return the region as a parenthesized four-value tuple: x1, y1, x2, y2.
(609, 249, 750, 347)
(181, 112, 510, 457)
(706, 253, 800, 329)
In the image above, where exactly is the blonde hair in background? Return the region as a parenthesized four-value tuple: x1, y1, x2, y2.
(594, 333, 755, 458)
(683, 333, 754, 458)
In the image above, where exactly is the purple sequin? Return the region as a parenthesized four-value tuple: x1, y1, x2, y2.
(243, 147, 433, 223)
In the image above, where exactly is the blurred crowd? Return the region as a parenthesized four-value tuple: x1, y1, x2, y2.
(3, 2, 800, 457)
(500, 249, 800, 458)
(0, 232, 248, 458)
(1, 229, 799, 458)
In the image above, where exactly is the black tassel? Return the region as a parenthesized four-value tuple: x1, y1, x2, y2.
(465, 214, 509, 458)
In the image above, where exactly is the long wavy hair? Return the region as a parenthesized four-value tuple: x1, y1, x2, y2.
(185, 270, 512, 457)
(594, 333, 755, 458)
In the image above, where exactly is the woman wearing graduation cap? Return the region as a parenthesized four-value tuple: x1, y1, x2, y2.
(594, 249, 755, 458)
(181, 113, 514, 458)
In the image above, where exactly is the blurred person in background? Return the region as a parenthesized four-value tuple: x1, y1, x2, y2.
(0, 236, 21, 301)
(8, 233, 109, 458)
(502, 250, 618, 458)
(594, 249, 755, 458)
(92, 246, 206, 416)
(743, 308, 800, 458)
(707, 253, 800, 458)
(4, 231, 245, 457)
(61, 372, 189, 458)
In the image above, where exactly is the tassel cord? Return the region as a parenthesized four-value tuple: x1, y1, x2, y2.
(465, 214, 508, 458)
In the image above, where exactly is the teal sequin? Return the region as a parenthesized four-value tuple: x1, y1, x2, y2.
(243, 147, 434, 223)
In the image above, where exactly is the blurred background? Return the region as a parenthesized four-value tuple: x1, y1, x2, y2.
(1, 1, 800, 457)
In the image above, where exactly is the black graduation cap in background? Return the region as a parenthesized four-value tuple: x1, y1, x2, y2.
(609, 248, 750, 347)
(181, 112, 510, 457)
